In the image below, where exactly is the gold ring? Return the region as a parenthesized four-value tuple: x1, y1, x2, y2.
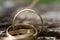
(6, 24, 37, 40)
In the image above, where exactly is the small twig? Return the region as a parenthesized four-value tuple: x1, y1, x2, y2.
(26, 0, 39, 9)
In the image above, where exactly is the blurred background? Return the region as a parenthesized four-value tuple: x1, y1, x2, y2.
(0, 0, 60, 24)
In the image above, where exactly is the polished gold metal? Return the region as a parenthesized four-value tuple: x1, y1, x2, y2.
(6, 24, 37, 40)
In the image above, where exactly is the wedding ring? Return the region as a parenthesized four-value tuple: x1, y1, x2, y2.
(6, 24, 37, 40)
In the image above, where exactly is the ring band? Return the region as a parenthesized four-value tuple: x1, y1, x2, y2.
(6, 24, 37, 40)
